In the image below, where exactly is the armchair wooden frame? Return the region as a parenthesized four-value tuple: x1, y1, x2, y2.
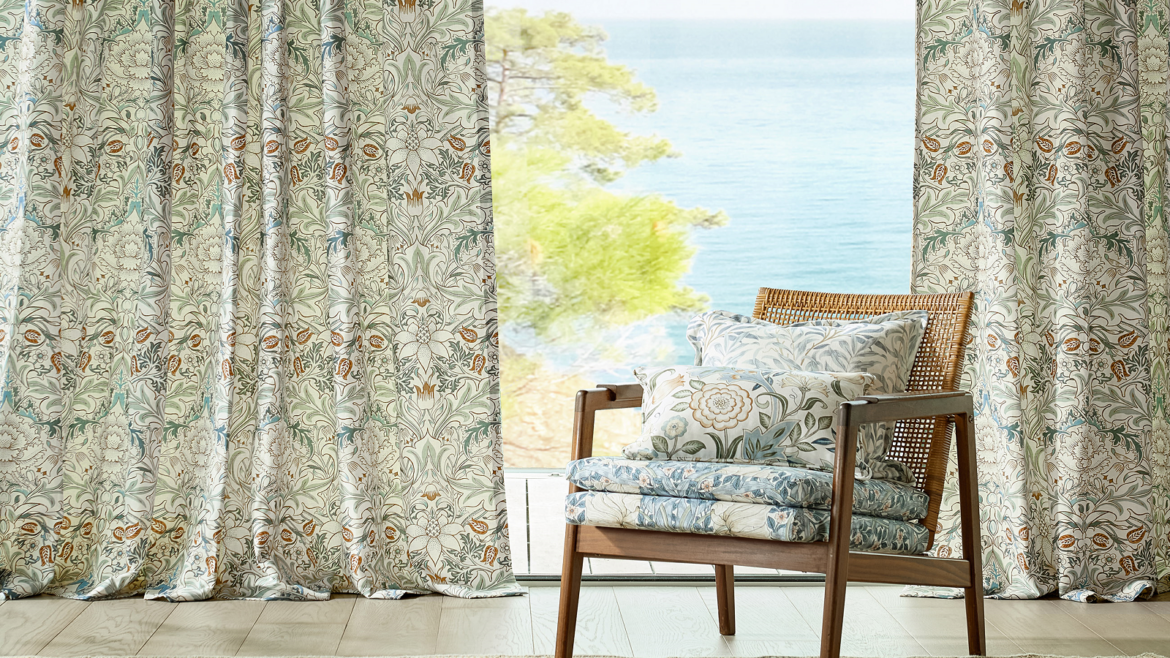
(554, 288, 984, 658)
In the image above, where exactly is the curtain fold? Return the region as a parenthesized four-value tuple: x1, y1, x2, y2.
(0, 0, 518, 600)
(913, 0, 1170, 600)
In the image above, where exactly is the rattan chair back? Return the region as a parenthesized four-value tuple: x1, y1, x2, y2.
(752, 287, 975, 545)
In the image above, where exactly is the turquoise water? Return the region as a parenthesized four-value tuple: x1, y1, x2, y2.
(503, 20, 917, 378)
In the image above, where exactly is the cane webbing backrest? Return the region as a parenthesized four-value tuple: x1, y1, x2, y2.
(752, 288, 975, 545)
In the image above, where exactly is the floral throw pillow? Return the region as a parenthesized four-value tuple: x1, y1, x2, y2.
(685, 310, 928, 482)
(623, 366, 876, 473)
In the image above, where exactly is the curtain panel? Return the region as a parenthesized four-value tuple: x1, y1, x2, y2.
(913, 0, 1170, 600)
(0, 0, 519, 600)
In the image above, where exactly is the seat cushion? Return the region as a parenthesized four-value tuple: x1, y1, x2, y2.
(570, 454, 926, 519)
(565, 491, 930, 555)
(567, 457, 929, 522)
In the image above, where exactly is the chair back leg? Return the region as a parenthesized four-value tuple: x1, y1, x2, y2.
(556, 525, 584, 658)
(956, 409, 987, 655)
(714, 564, 735, 635)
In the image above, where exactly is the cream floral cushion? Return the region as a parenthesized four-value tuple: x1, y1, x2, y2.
(622, 366, 875, 473)
(686, 310, 928, 482)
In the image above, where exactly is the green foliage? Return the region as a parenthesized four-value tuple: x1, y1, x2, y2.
(486, 8, 728, 339)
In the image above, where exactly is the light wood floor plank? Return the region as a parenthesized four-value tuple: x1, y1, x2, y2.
(698, 585, 821, 657)
(525, 476, 569, 574)
(613, 586, 732, 657)
(436, 592, 533, 655)
(984, 599, 1123, 656)
(137, 599, 264, 656)
(863, 586, 1022, 657)
(504, 476, 530, 575)
(1052, 596, 1170, 656)
(780, 585, 927, 657)
(236, 596, 356, 656)
(530, 586, 632, 657)
(39, 597, 176, 656)
(0, 596, 89, 656)
(336, 595, 441, 656)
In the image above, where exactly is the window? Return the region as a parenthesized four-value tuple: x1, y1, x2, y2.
(489, 1, 916, 468)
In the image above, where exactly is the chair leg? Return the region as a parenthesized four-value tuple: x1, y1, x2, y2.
(819, 554, 848, 658)
(714, 564, 735, 635)
(555, 525, 584, 658)
(956, 409, 987, 655)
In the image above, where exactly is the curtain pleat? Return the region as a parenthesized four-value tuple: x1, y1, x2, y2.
(912, 0, 1170, 600)
(0, 0, 518, 600)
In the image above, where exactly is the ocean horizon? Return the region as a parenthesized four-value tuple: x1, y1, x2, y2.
(500, 19, 917, 380)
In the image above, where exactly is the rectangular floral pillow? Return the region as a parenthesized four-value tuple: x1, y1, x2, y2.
(685, 310, 928, 482)
(623, 366, 876, 473)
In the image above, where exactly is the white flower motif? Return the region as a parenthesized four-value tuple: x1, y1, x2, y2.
(663, 417, 688, 439)
(345, 35, 382, 85)
(689, 382, 752, 431)
(1138, 35, 1168, 91)
(951, 33, 996, 87)
(185, 25, 227, 97)
(406, 509, 462, 561)
(178, 414, 215, 475)
(106, 30, 154, 97)
(396, 318, 452, 370)
(386, 126, 441, 175)
(189, 225, 224, 276)
(95, 407, 133, 471)
(0, 409, 34, 473)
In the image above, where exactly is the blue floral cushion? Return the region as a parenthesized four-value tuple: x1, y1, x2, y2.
(567, 457, 929, 522)
(565, 491, 930, 555)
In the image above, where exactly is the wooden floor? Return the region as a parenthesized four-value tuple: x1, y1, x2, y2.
(3, 584, 1170, 657)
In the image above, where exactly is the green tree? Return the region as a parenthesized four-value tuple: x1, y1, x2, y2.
(486, 8, 728, 341)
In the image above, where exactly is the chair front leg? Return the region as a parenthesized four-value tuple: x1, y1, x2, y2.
(820, 402, 860, 658)
(555, 524, 584, 658)
(955, 406, 987, 655)
(715, 564, 735, 635)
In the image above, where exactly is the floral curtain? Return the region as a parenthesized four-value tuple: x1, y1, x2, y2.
(913, 0, 1170, 600)
(0, 0, 519, 600)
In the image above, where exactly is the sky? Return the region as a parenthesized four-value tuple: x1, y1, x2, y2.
(484, 0, 915, 21)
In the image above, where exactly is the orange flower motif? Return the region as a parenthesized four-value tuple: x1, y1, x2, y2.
(362, 144, 379, 158)
(1118, 331, 1139, 348)
(1003, 161, 1014, 182)
(30, 133, 45, 148)
(262, 335, 280, 350)
(152, 519, 167, 534)
(955, 141, 972, 155)
(24, 329, 42, 344)
(1064, 141, 1082, 156)
(173, 163, 184, 183)
(459, 162, 476, 183)
(50, 352, 63, 373)
(342, 527, 354, 542)
(987, 333, 999, 348)
(168, 355, 181, 374)
(458, 327, 478, 342)
(482, 545, 498, 565)
(230, 136, 246, 151)
(20, 522, 38, 534)
(1127, 527, 1147, 543)
(325, 136, 339, 151)
(1091, 533, 1110, 548)
(1063, 338, 1081, 352)
(1035, 136, 1053, 153)
(59, 542, 73, 561)
(468, 519, 488, 534)
(1111, 138, 1128, 154)
(470, 354, 485, 374)
(1044, 164, 1057, 184)
(293, 138, 311, 153)
(39, 545, 53, 565)
(448, 136, 467, 151)
(337, 358, 352, 380)
(265, 140, 280, 155)
(1058, 534, 1076, 549)
(281, 528, 294, 542)
(369, 335, 386, 349)
(1105, 166, 1120, 188)
(293, 357, 305, 378)
(107, 140, 124, 154)
(303, 520, 316, 537)
(1006, 356, 1019, 378)
(1111, 360, 1129, 381)
(1120, 554, 1137, 575)
(921, 136, 940, 152)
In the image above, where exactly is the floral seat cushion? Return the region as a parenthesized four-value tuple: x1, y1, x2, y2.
(567, 457, 929, 522)
(565, 491, 930, 555)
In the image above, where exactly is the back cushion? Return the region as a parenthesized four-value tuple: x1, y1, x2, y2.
(686, 310, 928, 482)
(623, 366, 875, 473)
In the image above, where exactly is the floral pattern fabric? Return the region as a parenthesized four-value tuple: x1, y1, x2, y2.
(567, 456, 930, 521)
(912, 0, 1170, 601)
(624, 366, 877, 474)
(686, 311, 928, 482)
(565, 491, 931, 555)
(0, 0, 519, 600)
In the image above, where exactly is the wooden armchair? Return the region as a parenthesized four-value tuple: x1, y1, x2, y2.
(555, 288, 983, 658)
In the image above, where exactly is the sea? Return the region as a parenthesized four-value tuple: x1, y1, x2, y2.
(500, 20, 918, 381)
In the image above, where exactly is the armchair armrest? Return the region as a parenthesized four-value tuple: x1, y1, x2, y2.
(571, 383, 644, 465)
(850, 391, 974, 424)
